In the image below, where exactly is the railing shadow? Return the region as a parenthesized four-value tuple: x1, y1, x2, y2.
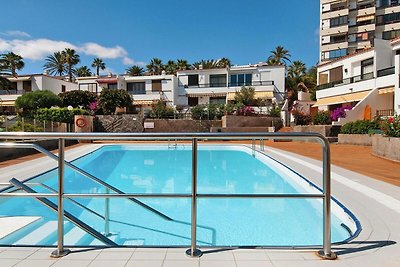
(333, 240, 396, 256)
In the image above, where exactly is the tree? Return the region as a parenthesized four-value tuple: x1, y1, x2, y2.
(59, 90, 97, 108)
(176, 59, 190, 70)
(234, 86, 257, 106)
(75, 66, 92, 77)
(126, 65, 144, 76)
(15, 90, 62, 117)
(267, 46, 291, 66)
(0, 52, 24, 77)
(98, 89, 132, 114)
(91, 58, 106, 76)
(217, 57, 231, 68)
(43, 52, 67, 76)
(61, 48, 80, 81)
(164, 60, 177, 75)
(146, 58, 164, 75)
(287, 61, 307, 84)
(192, 59, 219, 69)
(0, 64, 12, 90)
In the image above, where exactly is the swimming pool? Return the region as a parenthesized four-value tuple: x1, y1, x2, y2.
(0, 144, 359, 247)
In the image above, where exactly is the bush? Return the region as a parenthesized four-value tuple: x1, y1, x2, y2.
(381, 115, 400, 137)
(340, 120, 380, 134)
(35, 107, 88, 123)
(15, 90, 62, 118)
(331, 106, 352, 121)
(191, 104, 225, 120)
(98, 89, 132, 114)
(292, 110, 312, 125)
(269, 106, 281, 117)
(313, 111, 331, 125)
(237, 106, 255, 116)
(7, 121, 43, 132)
(149, 100, 175, 119)
(59, 90, 97, 109)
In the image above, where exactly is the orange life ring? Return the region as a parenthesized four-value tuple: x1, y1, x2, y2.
(75, 118, 87, 128)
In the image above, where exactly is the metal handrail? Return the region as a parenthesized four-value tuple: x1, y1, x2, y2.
(9, 178, 117, 247)
(0, 132, 336, 260)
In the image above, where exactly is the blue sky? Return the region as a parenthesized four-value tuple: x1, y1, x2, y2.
(0, 0, 320, 75)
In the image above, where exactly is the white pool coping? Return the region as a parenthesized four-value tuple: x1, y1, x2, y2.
(0, 143, 399, 267)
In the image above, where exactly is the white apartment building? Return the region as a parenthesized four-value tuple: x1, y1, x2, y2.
(175, 63, 285, 106)
(0, 74, 78, 114)
(315, 38, 399, 123)
(320, 0, 400, 62)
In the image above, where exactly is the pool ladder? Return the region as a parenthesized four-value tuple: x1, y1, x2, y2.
(168, 139, 178, 149)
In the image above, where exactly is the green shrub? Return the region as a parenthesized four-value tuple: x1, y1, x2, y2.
(191, 104, 226, 120)
(35, 107, 88, 123)
(313, 111, 331, 125)
(7, 121, 43, 132)
(292, 110, 311, 125)
(191, 105, 207, 120)
(269, 106, 281, 117)
(149, 100, 175, 118)
(98, 89, 132, 114)
(381, 115, 400, 137)
(59, 90, 97, 109)
(15, 90, 62, 118)
(340, 120, 380, 134)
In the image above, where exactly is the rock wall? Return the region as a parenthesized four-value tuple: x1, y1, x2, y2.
(222, 115, 283, 130)
(94, 115, 144, 133)
(144, 119, 221, 133)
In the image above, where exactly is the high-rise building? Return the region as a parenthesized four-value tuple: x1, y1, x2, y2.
(320, 0, 400, 62)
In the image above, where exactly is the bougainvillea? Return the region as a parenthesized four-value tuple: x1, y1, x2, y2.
(331, 106, 352, 121)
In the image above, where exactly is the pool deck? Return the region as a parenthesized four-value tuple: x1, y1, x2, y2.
(0, 142, 399, 266)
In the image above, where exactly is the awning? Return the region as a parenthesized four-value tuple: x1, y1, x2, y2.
(357, 15, 374, 22)
(96, 78, 117, 84)
(378, 86, 395, 94)
(227, 91, 274, 101)
(186, 92, 227, 97)
(6, 76, 31, 82)
(0, 100, 15, 106)
(132, 100, 156, 105)
(313, 91, 370, 107)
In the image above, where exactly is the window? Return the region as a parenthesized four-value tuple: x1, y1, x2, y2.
(361, 58, 374, 79)
(152, 80, 162, 92)
(357, 32, 374, 41)
(79, 83, 98, 93)
(127, 82, 146, 94)
(383, 29, 400, 39)
(61, 85, 66, 93)
(330, 15, 348, 27)
(188, 75, 199, 86)
(188, 97, 198, 107)
(378, 0, 400, 8)
(328, 48, 347, 59)
(230, 74, 252, 86)
(108, 83, 118, 89)
(209, 97, 226, 105)
(23, 81, 32, 92)
(330, 34, 346, 44)
(376, 12, 400, 25)
(329, 66, 343, 83)
(209, 74, 227, 87)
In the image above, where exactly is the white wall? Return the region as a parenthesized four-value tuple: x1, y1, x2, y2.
(374, 39, 393, 73)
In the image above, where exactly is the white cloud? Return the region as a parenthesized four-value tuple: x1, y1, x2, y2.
(9, 38, 76, 60)
(122, 57, 134, 65)
(79, 43, 128, 59)
(1, 30, 31, 38)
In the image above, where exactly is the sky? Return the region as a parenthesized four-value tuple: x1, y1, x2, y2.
(0, 0, 320, 75)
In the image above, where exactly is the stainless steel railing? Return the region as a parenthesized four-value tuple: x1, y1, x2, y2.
(0, 132, 337, 260)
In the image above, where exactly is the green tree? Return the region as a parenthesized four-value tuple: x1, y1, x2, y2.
(61, 48, 80, 81)
(43, 52, 66, 76)
(164, 60, 177, 75)
(15, 90, 62, 117)
(234, 86, 257, 106)
(98, 89, 132, 114)
(287, 61, 307, 84)
(126, 65, 144, 76)
(75, 66, 92, 77)
(267, 46, 291, 66)
(176, 59, 190, 70)
(91, 58, 106, 76)
(0, 64, 12, 90)
(217, 57, 231, 68)
(146, 58, 164, 75)
(59, 90, 97, 108)
(0, 52, 25, 77)
(192, 59, 219, 69)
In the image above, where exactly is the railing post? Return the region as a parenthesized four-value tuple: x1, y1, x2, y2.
(318, 138, 337, 260)
(186, 138, 202, 257)
(51, 138, 70, 258)
(105, 188, 110, 236)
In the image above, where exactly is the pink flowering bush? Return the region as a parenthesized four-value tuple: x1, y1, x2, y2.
(381, 115, 400, 137)
(237, 106, 255, 116)
(331, 106, 352, 121)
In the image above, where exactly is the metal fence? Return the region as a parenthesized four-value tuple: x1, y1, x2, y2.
(0, 132, 337, 260)
(0, 116, 74, 132)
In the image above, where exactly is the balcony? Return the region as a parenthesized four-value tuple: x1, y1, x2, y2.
(0, 90, 24, 95)
(182, 81, 274, 89)
(317, 72, 374, 91)
(377, 66, 395, 77)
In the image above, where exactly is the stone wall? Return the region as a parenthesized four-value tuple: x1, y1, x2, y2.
(372, 135, 400, 162)
(338, 134, 373, 146)
(144, 119, 221, 133)
(94, 115, 144, 133)
(222, 115, 283, 129)
(292, 125, 341, 137)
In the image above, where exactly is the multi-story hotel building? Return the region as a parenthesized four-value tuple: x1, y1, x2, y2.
(320, 0, 400, 62)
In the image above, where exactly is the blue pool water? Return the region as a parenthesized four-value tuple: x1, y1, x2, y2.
(0, 145, 358, 246)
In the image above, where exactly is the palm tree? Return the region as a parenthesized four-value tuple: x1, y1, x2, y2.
(0, 52, 24, 77)
(176, 59, 190, 70)
(146, 58, 164, 75)
(287, 61, 307, 84)
(126, 65, 144, 76)
(61, 48, 80, 81)
(43, 52, 66, 76)
(164, 60, 177, 75)
(192, 59, 219, 69)
(217, 57, 231, 68)
(91, 58, 106, 76)
(267, 46, 291, 66)
(75, 66, 92, 77)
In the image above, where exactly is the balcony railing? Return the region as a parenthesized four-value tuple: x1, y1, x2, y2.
(377, 66, 395, 77)
(0, 89, 24, 95)
(183, 81, 274, 88)
(376, 109, 395, 117)
(317, 72, 374, 90)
